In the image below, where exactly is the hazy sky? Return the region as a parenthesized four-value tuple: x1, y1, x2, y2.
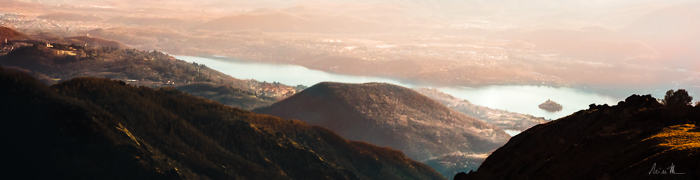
(24, 0, 700, 67)
(231, 0, 700, 69)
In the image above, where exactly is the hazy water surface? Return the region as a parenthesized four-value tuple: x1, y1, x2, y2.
(435, 86, 619, 120)
(176, 55, 624, 120)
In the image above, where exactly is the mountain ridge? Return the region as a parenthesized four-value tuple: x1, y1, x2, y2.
(0, 36, 298, 109)
(255, 81, 510, 177)
(0, 66, 445, 180)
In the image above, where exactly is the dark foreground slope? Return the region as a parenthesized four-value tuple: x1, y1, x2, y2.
(460, 95, 700, 180)
(0, 67, 444, 180)
(255, 82, 510, 177)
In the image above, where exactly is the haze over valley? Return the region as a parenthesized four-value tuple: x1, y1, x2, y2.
(3, 0, 700, 93)
(2, 0, 700, 179)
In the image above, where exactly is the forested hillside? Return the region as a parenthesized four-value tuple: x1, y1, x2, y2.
(0, 66, 445, 180)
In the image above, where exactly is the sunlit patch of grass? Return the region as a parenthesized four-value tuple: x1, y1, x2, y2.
(644, 124, 700, 151)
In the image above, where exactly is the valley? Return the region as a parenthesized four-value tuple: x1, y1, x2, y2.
(3, 0, 700, 179)
(3, 0, 700, 92)
(0, 28, 517, 178)
(0, 26, 544, 178)
(174, 55, 621, 120)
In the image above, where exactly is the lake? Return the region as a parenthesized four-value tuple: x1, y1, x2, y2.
(173, 55, 628, 120)
(436, 86, 619, 120)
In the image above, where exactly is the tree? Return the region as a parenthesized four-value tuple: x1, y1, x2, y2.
(661, 89, 693, 106)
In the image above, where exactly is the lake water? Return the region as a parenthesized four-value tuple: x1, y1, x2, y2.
(174, 55, 625, 120)
(436, 86, 619, 120)
(175, 56, 408, 87)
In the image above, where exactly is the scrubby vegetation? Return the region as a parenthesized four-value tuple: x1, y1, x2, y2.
(0, 66, 445, 180)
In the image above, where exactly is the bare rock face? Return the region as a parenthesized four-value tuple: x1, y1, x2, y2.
(459, 94, 700, 180)
(539, 99, 563, 112)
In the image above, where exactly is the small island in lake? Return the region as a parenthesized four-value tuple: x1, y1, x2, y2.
(539, 99, 563, 112)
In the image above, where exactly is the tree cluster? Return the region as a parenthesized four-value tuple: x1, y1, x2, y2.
(661, 89, 693, 107)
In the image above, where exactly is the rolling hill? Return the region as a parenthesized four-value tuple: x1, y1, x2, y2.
(0, 26, 29, 40)
(254, 82, 511, 177)
(0, 66, 445, 180)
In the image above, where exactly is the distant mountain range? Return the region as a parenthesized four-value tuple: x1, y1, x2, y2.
(458, 94, 700, 179)
(0, 66, 445, 179)
(254, 82, 511, 177)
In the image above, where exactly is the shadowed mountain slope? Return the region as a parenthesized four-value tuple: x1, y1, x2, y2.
(254, 82, 510, 177)
(175, 83, 276, 110)
(460, 94, 700, 180)
(0, 67, 445, 180)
